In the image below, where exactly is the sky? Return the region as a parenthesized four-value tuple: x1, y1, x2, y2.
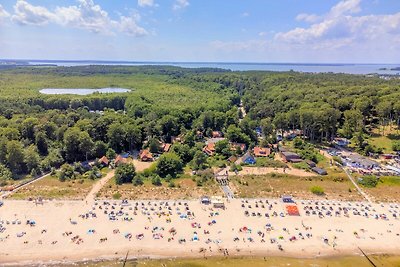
(0, 0, 399, 63)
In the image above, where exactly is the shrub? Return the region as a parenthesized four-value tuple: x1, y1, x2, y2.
(112, 192, 122, 199)
(358, 175, 378, 188)
(393, 141, 400, 152)
(311, 186, 325, 195)
(168, 181, 176, 188)
(115, 164, 136, 185)
(292, 162, 310, 170)
(151, 176, 162, 186)
(132, 176, 144, 186)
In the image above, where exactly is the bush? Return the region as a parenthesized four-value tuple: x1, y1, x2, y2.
(115, 164, 136, 185)
(58, 164, 75, 182)
(151, 176, 162, 186)
(156, 152, 183, 178)
(358, 175, 378, 188)
(310, 186, 325, 195)
(132, 175, 144, 186)
(332, 156, 343, 165)
(168, 181, 176, 188)
(292, 162, 310, 170)
(112, 192, 122, 199)
(393, 141, 400, 152)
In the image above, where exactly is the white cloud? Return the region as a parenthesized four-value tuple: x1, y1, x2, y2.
(296, 13, 319, 23)
(0, 4, 10, 18)
(10, 0, 148, 37)
(258, 31, 267, 37)
(12, 0, 54, 26)
(210, 0, 400, 63)
(173, 0, 189, 10)
(138, 0, 156, 8)
(241, 12, 250, 17)
(329, 0, 361, 17)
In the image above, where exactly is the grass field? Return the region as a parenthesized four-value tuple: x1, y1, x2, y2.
(98, 177, 222, 200)
(230, 173, 362, 201)
(364, 176, 400, 202)
(8, 175, 97, 200)
(368, 126, 400, 153)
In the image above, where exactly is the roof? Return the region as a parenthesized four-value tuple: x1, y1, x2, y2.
(212, 131, 223, 138)
(203, 143, 216, 156)
(311, 167, 327, 175)
(139, 149, 153, 160)
(231, 143, 247, 151)
(115, 155, 128, 165)
(161, 143, 172, 153)
(281, 151, 301, 159)
(99, 156, 109, 165)
(253, 146, 271, 157)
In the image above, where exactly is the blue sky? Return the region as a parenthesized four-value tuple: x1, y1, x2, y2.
(0, 0, 399, 63)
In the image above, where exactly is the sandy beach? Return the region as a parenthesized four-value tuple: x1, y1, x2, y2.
(1, 197, 400, 266)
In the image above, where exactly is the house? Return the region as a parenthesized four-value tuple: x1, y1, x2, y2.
(311, 167, 327, 175)
(305, 160, 316, 168)
(231, 142, 247, 153)
(228, 155, 237, 163)
(139, 149, 153, 162)
(98, 156, 109, 167)
(212, 131, 223, 138)
(253, 146, 271, 157)
(161, 143, 172, 153)
(281, 151, 302, 163)
(242, 152, 256, 165)
(114, 155, 128, 166)
(203, 143, 216, 156)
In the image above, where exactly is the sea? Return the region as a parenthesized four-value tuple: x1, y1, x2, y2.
(22, 60, 400, 75)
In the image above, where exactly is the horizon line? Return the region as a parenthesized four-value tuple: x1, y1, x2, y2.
(1, 59, 399, 66)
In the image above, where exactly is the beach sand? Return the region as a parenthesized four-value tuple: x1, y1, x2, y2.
(0, 198, 399, 266)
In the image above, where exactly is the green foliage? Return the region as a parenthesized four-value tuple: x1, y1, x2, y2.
(254, 157, 288, 168)
(292, 162, 310, 170)
(310, 186, 325, 195)
(156, 152, 183, 178)
(112, 192, 122, 200)
(115, 164, 136, 185)
(0, 164, 12, 181)
(358, 175, 379, 188)
(215, 139, 231, 158)
(58, 164, 75, 182)
(132, 175, 144, 186)
(393, 141, 400, 151)
(151, 175, 162, 186)
(191, 150, 208, 170)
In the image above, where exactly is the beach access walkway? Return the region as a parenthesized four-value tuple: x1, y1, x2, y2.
(343, 167, 373, 203)
(84, 170, 115, 203)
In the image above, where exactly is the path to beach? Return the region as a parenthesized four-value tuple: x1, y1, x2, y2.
(84, 170, 115, 203)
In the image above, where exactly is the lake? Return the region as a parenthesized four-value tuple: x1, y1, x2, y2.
(39, 88, 131, 95)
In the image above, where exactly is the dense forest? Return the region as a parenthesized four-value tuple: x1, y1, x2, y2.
(0, 65, 399, 183)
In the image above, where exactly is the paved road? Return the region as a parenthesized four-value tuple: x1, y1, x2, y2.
(0, 172, 51, 199)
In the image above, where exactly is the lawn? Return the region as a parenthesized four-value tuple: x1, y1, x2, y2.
(230, 173, 362, 201)
(8, 175, 97, 200)
(363, 176, 400, 202)
(98, 176, 223, 200)
(368, 126, 400, 153)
